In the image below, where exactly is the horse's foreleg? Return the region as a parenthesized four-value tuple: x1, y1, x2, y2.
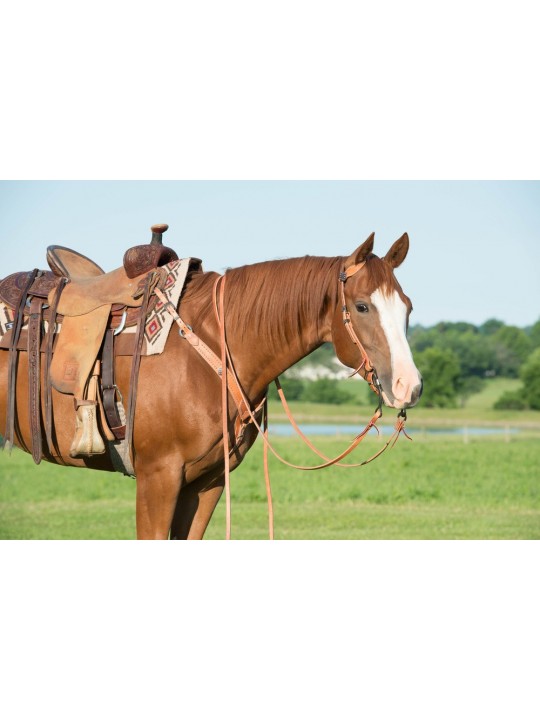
(170, 475, 224, 540)
(135, 457, 184, 540)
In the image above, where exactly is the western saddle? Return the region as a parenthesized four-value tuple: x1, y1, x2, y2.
(0, 223, 182, 466)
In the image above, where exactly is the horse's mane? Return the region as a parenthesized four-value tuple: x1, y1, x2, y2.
(181, 253, 397, 346)
(226, 256, 343, 345)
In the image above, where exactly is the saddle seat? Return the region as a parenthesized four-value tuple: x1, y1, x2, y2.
(47, 242, 178, 281)
(46, 242, 178, 317)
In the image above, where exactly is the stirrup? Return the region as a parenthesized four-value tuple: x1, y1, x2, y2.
(69, 400, 106, 457)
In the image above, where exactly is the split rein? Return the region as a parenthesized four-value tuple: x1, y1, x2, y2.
(155, 261, 411, 540)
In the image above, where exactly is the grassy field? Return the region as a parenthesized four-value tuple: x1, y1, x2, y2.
(1, 378, 538, 540)
(1, 430, 539, 540)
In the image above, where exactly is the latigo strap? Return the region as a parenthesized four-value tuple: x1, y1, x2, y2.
(27, 296, 43, 464)
(2, 268, 39, 452)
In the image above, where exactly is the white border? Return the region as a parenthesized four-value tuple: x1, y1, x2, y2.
(1, 2, 539, 180)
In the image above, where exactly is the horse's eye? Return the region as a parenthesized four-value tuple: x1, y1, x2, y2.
(355, 302, 369, 313)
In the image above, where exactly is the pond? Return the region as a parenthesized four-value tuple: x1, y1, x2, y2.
(269, 423, 519, 438)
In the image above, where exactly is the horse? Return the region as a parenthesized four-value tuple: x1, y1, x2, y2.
(0, 232, 422, 539)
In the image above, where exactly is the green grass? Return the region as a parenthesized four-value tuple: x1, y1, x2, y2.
(0, 454, 136, 539)
(1, 432, 539, 540)
(1, 378, 538, 540)
(204, 434, 540, 539)
(465, 377, 521, 409)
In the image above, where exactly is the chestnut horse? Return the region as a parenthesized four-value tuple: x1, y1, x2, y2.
(0, 232, 422, 539)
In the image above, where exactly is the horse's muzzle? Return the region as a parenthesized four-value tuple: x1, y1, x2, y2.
(381, 375, 423, 409)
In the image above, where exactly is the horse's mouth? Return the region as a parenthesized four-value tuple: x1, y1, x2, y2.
(381, 390, 403, 409)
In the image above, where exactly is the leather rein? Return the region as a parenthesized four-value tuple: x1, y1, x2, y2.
(155, 260, 410, 539)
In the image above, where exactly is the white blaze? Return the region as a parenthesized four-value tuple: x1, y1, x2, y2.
(370, 288, 420, 405)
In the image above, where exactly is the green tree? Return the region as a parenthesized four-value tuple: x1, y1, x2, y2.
(414, 347, 460, 408)
(409, 323, 498, 377)
(455, 375, 484, 408)
(491, 325, 533, 377)
(267, 377, 305, 401)
(290, 343, 337, 373)
(528, 319, 540, 349)
(301, 378, 354, 405)
(448, 331, 496, 377)
(493, 348, 540, 410)
(520, 347, 540, 410)
(435, 321, 477, 335)
(479, 318, 505, 336)
(408, 325, 439, 353)
(493, 390, 527, 410)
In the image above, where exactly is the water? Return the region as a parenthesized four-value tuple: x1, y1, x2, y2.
(269, 423, 518, 437)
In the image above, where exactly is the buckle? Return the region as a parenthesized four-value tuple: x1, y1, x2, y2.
(179, 323, 193, 338)
(103, 382, 124, 403)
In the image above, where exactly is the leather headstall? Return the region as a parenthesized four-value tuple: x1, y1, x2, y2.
(338, 260, 383, 403)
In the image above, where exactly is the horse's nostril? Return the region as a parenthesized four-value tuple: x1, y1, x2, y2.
(392, 377, 408, 401)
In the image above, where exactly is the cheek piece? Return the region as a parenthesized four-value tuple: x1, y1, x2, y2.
(339, 262, 385, 414)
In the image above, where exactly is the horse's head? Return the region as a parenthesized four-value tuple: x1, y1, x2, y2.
(330, 233, 423, 410)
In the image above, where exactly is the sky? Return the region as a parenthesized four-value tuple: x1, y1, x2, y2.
(1, 180, 538, 328)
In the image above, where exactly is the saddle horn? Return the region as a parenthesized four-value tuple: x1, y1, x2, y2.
(150, 223, 169, 246)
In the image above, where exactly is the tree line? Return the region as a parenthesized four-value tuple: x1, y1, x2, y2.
(408, 318, 540, 409)
(271, 318, 540, 410)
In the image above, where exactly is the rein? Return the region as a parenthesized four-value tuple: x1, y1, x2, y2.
(156, 261, 411, 540)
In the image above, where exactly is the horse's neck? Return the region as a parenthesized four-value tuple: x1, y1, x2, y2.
(224, 256, 341, 397)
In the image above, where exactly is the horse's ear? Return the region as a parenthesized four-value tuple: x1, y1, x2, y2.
(345, 232, 375, 269)
(384, 232, 409, 268)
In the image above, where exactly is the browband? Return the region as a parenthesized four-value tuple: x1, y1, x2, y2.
(340, 260, 366, 281)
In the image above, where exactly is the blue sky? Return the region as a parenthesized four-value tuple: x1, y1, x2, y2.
(1, 180, 538, 328)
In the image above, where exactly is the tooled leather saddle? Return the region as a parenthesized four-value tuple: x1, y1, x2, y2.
(0, 223, 179, 465)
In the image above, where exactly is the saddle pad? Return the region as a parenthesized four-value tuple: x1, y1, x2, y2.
(118, 257, 197, 356)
